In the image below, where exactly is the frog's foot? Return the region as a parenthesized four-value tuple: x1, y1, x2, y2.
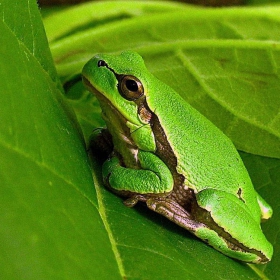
(146, 197, 205, 232)
(123, 194, 148, 207)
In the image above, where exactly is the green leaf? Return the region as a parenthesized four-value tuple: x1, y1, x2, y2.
(44, 0, 189, 43)
(45, 3, 280, 158)
(0, 0, 120, 279)
(0, 0, 57, 83)
(45, 2, 279, 279)
(247, 0, 280, 5)
(2, 1, 279, 279)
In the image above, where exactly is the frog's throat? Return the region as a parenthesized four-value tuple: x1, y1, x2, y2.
(83, 77, 141, 167)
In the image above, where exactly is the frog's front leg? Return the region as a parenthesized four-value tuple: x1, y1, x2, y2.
(102, 150, 174, 196)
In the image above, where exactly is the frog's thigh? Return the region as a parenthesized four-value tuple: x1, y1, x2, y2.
(146, 197, 205, 232)
(196, 189, 270, 251)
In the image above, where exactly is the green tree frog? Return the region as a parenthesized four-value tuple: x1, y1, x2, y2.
(82, 51, 273, 263)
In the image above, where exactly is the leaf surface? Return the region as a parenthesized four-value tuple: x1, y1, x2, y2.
(1, 1, 279, 279)
(46, 3, 280, 158)
(0, 0, 121, 279)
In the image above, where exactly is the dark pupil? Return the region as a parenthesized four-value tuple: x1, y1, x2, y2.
(97, 60, 107, 67)
(126, 79, 138, 92)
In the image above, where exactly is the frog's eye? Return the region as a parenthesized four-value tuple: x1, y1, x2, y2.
(97, 60, 107, 67)
(118, 75, 144, 101)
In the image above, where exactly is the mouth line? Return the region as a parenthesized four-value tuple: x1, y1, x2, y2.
(82, 76, 110, 103)
(82, 75, 129, 123)
(82, 76, 98, 94)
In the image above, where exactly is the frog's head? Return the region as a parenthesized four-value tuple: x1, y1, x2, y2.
(82, 51, 156, 153)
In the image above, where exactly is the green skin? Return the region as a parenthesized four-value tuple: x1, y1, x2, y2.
(82, 51, 273, 264)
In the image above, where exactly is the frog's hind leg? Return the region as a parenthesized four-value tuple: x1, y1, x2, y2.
(146, 197, 206, 233)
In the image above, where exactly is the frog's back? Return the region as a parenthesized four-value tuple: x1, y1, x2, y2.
(147, 78, 261, 220)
